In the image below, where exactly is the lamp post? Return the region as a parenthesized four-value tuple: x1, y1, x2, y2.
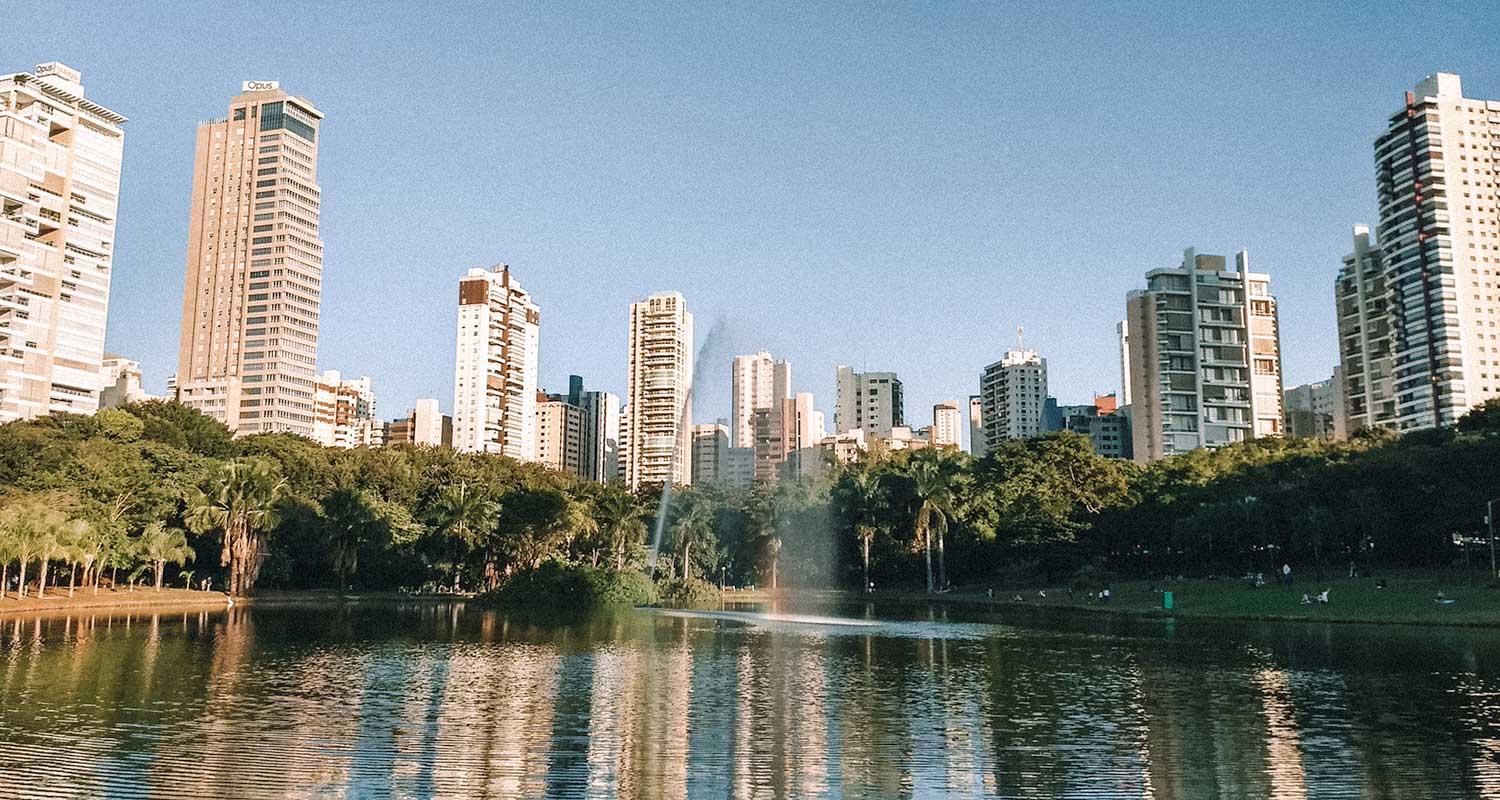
(1487, 498, 1498, 582)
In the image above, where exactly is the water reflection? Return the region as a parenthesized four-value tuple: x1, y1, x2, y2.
(3, 602, 1500, 798)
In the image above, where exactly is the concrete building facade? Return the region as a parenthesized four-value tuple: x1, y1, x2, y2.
(730, 351, 790, 449)
(311, 370, 378, 448)
(0, 63, 125, 422)
(625, 291, 693, 487)
(176, 80, 324, 436)
(1373, 74, 1500, 429)
(931, 400, 962, 448)
(580, 389, 621, 483)
(968, 395, 985, 456)
(1125, 248, 1284, 462)
(691, 422, 730, 485)
(452, 265, 539, 459)
(1285, 374, 1345, 440)
(979, 347, 1047, 445)
(536, 392, 584, 476)
(834, 366, 903, 438)
(99, 355, 159, 409)
(1335, 225, 1397, 434)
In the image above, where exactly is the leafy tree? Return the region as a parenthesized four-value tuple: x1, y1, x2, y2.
(135, 522, 194, 590)
(185, 458, 287, 596)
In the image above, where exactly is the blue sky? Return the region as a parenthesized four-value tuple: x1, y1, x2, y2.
(10, 2, 1500, 428)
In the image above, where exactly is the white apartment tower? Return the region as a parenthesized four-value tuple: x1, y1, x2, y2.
(176, 81, 324, 435)
(834, 366, 904, 438)
(625, 291, 693, 487)
(979, 345, 1048, 444)
(453, 265, 540, 459)
(730, 351, 791, 448)
(1335, 225, 1397, 433)
(0, 63, 125, 422)
(1125, 248, 1284, 462)
(931, 400, 963, 447)
(1373, 74, 1500, 428)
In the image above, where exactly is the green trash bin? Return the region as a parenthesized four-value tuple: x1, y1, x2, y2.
(1163, 591, 1174, 610)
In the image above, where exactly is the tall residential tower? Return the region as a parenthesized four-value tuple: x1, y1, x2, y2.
(625, 291, 693, 487)
(176, 81, 324, 435)
(1373, 74, 1500, 428)
(452, 265, 540, 459)
(0, 63, 125, 421)
(834, 366, 903, 438)
(730, 351, 791, 448)
(1124, 248, 1283, 462)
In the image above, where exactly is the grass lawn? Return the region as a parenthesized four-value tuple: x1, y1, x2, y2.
(957, 571, 1500, 626)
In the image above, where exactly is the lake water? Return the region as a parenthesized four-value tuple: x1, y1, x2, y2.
(2, 598, 1499, 798)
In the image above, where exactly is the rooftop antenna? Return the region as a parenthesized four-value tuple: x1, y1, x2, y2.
(1016, 325, 1024, 351)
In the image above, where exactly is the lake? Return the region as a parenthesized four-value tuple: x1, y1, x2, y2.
(2, 598, 1499, 798)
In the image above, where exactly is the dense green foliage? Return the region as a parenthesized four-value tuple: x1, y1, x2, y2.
(482, 561, 657, 614)
(0, 399, 1496, 598)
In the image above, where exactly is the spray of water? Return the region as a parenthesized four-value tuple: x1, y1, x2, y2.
(646, 316, 728, 574)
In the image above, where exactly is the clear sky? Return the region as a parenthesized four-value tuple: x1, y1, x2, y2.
(10, 2, 1500, 431)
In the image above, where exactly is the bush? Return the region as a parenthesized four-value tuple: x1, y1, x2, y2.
(656, 577, 720, 609)
(484, 561, 657, 615)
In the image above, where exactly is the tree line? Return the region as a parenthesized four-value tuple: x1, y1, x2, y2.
(0, 399, 1496, 598)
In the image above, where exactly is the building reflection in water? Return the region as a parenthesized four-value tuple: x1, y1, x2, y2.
(4, 604, 1500, 797)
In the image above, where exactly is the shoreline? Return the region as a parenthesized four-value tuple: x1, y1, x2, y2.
(0, 588, 467, 617)
(822, 573, 1500, 630)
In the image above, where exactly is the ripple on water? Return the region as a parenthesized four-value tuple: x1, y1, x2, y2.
(3, 604, 1500, 798)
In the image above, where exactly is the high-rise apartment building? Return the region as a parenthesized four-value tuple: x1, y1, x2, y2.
(691, 422, 731, 485)
(176, 81, 323, 436)
(580, 389, 621, 483)
(931, 400, 962, 448)
(1042, 396, 1131, 459)
(625, 292, 693, 487)
(1284, 374, 1345, 440)
(311, 370, 377, 448)
(0, 63, 125, 422)
(834, 366, 903, 438)
(730, 352, 791, 448)
(536, 391, 585, 476)
(752, 392, 822, 482)
(968, 395, 985, 456)
(979, 347, 1047, 444)
(1335, 225, 1397, 434)
(1125, 248, 1283, 462)
(1373, 74, 1500, 428)
(452, 265, 540, 459)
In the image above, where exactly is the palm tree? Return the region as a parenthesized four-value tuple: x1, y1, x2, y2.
(669, 495, 715, 582)
(0, 496, 68, 599)
(319, 487, 379, 594)
(594, 484, 646, 570)
(910, 453, 957, 593)
(185, 459, 287, 597)
(0, 524, 14, 600)
(845, 467, 885, 592)
(432, 482, 498, 589)
(135, 522, 194, 591)
(180, 569, 196, 590)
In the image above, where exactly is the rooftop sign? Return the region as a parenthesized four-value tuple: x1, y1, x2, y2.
(241, 80, 280, 92)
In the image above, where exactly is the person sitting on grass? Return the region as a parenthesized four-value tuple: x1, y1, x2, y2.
(1316, 589, 1330, 604)
(1435, 591, 1456, 605)
(1300, 593, 1312, 605)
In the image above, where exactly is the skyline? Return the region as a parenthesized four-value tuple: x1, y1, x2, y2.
(9, 4, 1500, 425)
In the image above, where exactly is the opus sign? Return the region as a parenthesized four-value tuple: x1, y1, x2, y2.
(242, 80, 280, 92)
